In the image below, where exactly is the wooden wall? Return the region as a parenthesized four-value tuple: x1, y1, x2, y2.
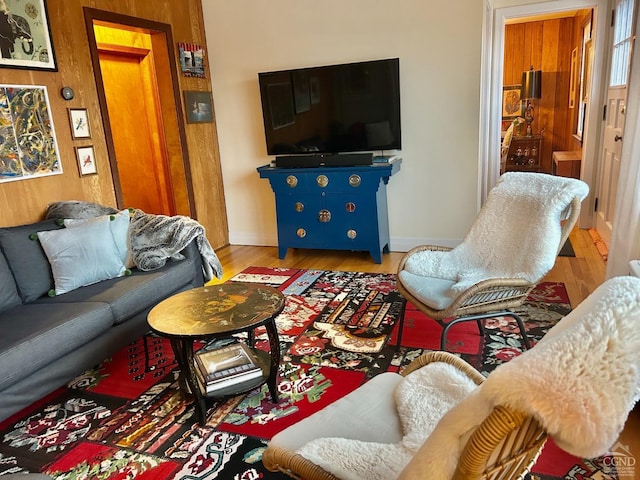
(0, 0, 229, 249)
(503, 10, 591, 174)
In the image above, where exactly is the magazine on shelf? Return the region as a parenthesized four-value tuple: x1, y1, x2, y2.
(194, 342, 261, 385)
(194, 362, 263, 394)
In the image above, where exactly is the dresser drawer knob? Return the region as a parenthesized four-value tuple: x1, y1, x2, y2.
(345, 202, 356, 213)
(348, 174, 361, 187)
(296, 228, 307, 238)
(316, 174, 329, 187)
(295, 202, 304, 212)
(286, 175, 298, 187)
(347, 229, 357, 239)
(318, 209, 331, 222)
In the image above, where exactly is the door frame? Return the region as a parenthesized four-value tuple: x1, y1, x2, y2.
(482, 0, 609, 229)
(83, 7, 196, 218)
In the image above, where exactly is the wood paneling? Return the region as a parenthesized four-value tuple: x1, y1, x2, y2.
(0, 0, 229, 249)
(504, 11, 591, 174)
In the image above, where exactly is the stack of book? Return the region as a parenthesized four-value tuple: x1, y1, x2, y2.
(194, 342, 262, 394)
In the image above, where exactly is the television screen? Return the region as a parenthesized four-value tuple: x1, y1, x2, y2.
(258, 58, 401, 156)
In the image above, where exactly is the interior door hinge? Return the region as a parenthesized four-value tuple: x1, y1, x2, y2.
(594, 197, 599, 212)
(603, 104, 607, 121)
(611, 9, 615, 27)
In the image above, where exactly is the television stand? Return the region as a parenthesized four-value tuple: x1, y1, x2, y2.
(257, 160, 401, 263)
(274, 152, 373, 168)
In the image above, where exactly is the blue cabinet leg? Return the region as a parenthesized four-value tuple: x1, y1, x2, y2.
(370, 249, 383, 264)
(278, 245, 288, 259)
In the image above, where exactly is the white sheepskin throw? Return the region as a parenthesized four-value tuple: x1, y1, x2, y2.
(404, 172, 589, 294)
(481, 276, 640, 458)
(295, 362, 478, 480)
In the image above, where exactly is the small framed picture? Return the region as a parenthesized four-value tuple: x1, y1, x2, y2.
(75, 146, 97, 176)
(184, 90, 214, 123)
(502, 85, 523, 119)
(68, 108, 91, 139)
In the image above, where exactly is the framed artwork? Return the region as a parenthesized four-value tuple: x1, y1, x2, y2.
(68, 108, 91, 139)
(267, 82, 295, 130)
(178, 42, 205, 78)
(0, 0, 57, 71)
(184, 90, 214, 123)
(75, 146, 97, 176)
(0, 84, 62, 183)
(502, 85, 523, 119)
(293, 70, 310, 113)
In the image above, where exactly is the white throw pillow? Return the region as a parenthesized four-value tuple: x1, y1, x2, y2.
(64, 209, 132, 267)
(38, 216, 128, 295)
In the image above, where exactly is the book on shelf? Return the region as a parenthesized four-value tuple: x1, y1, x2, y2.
(194, 342, 262, 393)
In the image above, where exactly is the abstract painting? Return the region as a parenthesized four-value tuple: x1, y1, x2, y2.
(0, 84, 62, 182)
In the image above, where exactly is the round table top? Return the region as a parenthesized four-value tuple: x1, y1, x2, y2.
(147, 282, 285, 337)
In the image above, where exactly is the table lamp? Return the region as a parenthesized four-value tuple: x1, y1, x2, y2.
(522, 67, 542, 136)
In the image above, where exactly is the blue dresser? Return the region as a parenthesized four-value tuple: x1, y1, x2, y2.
(257, 160, 401, 263)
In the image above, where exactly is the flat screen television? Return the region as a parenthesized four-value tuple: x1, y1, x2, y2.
(258, 58, 401, 162)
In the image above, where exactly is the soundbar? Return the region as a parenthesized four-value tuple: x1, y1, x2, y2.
(275, 152, 373, 168)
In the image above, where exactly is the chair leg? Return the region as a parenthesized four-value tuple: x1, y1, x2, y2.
(440, 311, 530, 351)
(395, 301, 406, 351)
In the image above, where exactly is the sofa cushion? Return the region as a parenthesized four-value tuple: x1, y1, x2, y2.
(0, 219, 62, 302)
(64, 209, 132, 267)
(0, 302, 113, 392)
(0, 253, 21, 313)
(37, 217, 128, 296)
(34, 254, 200, 324)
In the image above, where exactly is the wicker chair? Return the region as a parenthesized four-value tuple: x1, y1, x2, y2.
(263, 351, 546, 480)
(263, 276, 640, 480)
(396, 172, 588, 351)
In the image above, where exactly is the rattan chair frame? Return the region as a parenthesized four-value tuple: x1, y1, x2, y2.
(263, 351, 548, 480)
(396, 196, 582, 351)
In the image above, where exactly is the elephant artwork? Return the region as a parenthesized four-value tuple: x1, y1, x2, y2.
(0, 0, 55, 69)
(0, 0, 33, 59)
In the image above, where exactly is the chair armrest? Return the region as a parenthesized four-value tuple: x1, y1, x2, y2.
(401, 351, 485, 386)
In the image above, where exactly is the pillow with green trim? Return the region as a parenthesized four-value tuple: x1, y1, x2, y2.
(63, 209, 132, 267)
(37, 216, 128, 296)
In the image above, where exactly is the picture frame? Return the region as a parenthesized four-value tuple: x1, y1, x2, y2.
(178, 42, 205, 78)
(75, 146, 97, 176)
(68, 108, 91, 139)
(502, 85, 523, 119)
(184, 90, 214, 123)
(0, 84, 62, 183)
(0, 0, 57, 71)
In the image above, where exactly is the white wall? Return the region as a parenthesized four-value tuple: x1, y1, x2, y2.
(201, 0, 485, 251)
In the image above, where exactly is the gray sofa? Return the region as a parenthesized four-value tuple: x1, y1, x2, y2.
(0, 218, 206, 422)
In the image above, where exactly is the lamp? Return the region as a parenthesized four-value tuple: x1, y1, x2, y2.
(522, 66, 542, 136)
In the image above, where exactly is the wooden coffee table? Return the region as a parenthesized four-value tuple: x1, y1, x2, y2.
(147, 282, 285, 424)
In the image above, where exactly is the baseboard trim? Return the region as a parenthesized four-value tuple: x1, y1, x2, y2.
(227, 234, 462, 253)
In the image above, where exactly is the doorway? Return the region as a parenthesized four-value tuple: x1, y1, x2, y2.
(485, 0, 609, 231)
(83, 8, 195, 217)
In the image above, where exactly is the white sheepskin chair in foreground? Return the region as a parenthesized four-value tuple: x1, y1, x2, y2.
(263, 276, 640, 480)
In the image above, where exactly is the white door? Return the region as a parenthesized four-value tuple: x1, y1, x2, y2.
(594, 0, 636, 246)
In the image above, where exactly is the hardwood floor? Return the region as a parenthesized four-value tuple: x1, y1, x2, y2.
(214, 226, 639, 463)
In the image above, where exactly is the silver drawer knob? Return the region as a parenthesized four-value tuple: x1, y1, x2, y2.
(295, 202, 304, 212)
(348, 174, 361, 187)
(286, 175, 298, 187)
(347, 229, 357, 239)
(297, 228, 307, 238)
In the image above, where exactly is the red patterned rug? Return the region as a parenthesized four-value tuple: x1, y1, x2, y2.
(0, 267, 619, 479)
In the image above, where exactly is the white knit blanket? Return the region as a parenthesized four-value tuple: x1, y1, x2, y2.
(404, 172, 589, 294)
(297, 276, 640, 480)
